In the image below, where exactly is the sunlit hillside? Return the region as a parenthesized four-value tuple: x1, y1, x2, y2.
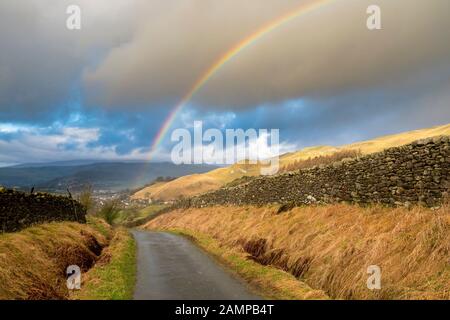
(281, 122, 450, 164)
(132, 162, 263, 201)
(132, 123, 450, 201)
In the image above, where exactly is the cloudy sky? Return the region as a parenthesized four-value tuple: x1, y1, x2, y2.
(0, 0, 449, 166)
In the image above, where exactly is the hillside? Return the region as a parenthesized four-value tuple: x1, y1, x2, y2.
(132, 123, 450, 201)
(132, 162, 263, 201)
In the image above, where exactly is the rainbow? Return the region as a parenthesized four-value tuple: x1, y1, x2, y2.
(148, 0, 333, 158)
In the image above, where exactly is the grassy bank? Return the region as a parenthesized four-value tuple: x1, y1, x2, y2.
(169, 229, 328, 300)
(145, 204, 450, 300)
(0, 218, 110, 299)
(0, 217, 137, 300)
(73, 227, 136, 300)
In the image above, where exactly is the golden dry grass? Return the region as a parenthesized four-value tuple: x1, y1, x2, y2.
(131, 161, 265, 201)
(281, 123, 450, 164)
(0, 218, 111, 300)
(145, 204, 450, 300)
(132, 174, 224, 201)
(133, 123, 450, 201)
(280, 149, 361, 173)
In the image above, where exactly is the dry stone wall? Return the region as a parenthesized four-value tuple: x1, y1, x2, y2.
(180, 136, 450, 209)
(0, 188, 86, 232)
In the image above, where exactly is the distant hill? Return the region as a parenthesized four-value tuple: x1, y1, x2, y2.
(0, 162, 217, 192)
(10, 159, 106, 168)
(132, 123, 450, 201)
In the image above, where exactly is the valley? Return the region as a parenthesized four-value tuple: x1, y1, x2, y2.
(0, 161, 217, 193)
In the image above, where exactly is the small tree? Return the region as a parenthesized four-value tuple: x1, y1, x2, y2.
(98, 200, 121, 225)
(78, 185, 95, 214)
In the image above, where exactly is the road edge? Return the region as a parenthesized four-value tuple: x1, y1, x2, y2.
(160, 228, 329, 300)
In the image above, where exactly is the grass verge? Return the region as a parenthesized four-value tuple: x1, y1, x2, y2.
(0, 216, 137, 300)
(0, 218, 110, 299)
(165, 228, 328, 300)
(73, 228, 136, 300)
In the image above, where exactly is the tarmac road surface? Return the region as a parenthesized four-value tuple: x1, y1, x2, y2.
(132, 230, 260, 300)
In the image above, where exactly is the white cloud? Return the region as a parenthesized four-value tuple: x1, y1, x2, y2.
(0, 123, 33, 133)
(0, 125, 119, 163)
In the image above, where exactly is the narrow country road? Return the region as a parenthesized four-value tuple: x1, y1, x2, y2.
(131, 230, 260, 300)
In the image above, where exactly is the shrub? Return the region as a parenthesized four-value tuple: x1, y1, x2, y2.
(98, 200, 121, 225)
(78, 185, 95, 214)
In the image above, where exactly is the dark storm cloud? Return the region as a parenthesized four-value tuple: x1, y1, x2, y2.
(2, 0, 450, 118)
(0, 0, 141, 122)
(223, 73, 450, 149)
(84, 0, 450, 110)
